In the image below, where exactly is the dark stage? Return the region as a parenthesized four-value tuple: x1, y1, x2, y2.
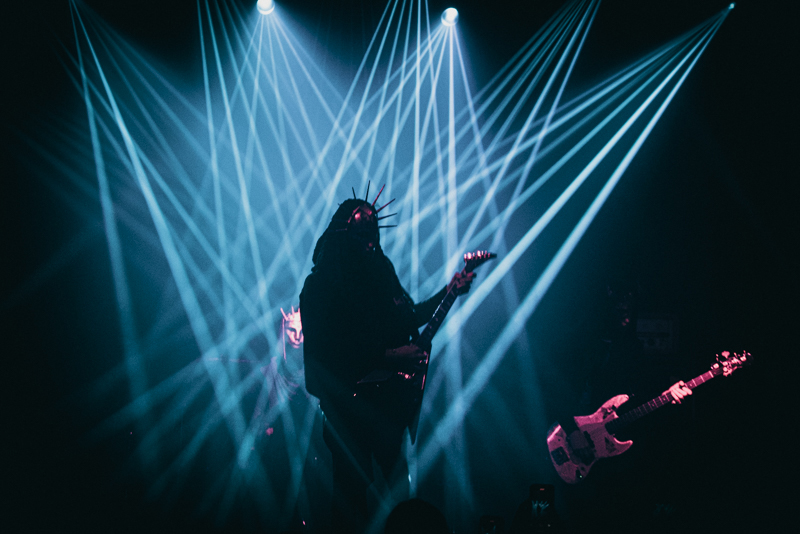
(2, 1, 796, 532)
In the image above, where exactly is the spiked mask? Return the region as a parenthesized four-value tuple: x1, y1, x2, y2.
(334, 183, 397, 255)
(346, 202, 379, 253)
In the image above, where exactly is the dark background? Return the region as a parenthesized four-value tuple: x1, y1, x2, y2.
(2, 0, 797, 532)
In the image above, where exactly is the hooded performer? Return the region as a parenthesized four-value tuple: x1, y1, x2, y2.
(299, 189, 473, 533)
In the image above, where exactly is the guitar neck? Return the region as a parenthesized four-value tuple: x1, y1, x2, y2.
(605, 369, 718, 434)
(416, 288, 458, 350)
(414, 252, 495, 351)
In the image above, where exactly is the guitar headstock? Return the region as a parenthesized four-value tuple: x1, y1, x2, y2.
(463, 250, 497, 273)
(709, 350, 752, 377)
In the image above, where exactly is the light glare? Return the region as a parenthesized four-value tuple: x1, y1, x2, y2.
(257, 0, 275, 15)
(442, 8, 459, 26)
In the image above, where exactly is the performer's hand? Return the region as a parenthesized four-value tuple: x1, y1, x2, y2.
(663, 381, 692, 404)
(447, 270, 475, 296)
(385, 344, 427, 366)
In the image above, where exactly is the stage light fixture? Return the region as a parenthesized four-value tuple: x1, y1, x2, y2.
(728, 3, 735, 8)
(441, 8, 459, 26)
(257, 0, 275, 15)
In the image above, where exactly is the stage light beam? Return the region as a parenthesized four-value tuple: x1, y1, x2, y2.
(441, 8, 458, 27)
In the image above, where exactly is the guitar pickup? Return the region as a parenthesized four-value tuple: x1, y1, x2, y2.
(551, 447, 570, 466)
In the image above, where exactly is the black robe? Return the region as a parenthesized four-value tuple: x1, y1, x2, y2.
(300, 247, 445, 431)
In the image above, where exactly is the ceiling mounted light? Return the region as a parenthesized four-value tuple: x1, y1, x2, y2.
(441, 8, 459, 27)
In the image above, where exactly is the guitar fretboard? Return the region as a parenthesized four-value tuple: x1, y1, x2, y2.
(415, 253, 494, 350)
(605, 368, 718, 435)
(417, 290, 458, 350)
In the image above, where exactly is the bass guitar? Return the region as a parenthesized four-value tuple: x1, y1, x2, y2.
(358, 250, 496, 441)
(546, 350, 752, 484)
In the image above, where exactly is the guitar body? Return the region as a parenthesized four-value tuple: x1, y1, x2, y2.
(355, 353, 429, 437)
(546, 350, 751, 484)
(356, 251, 496, 443)
(546, 394, 633, 484)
